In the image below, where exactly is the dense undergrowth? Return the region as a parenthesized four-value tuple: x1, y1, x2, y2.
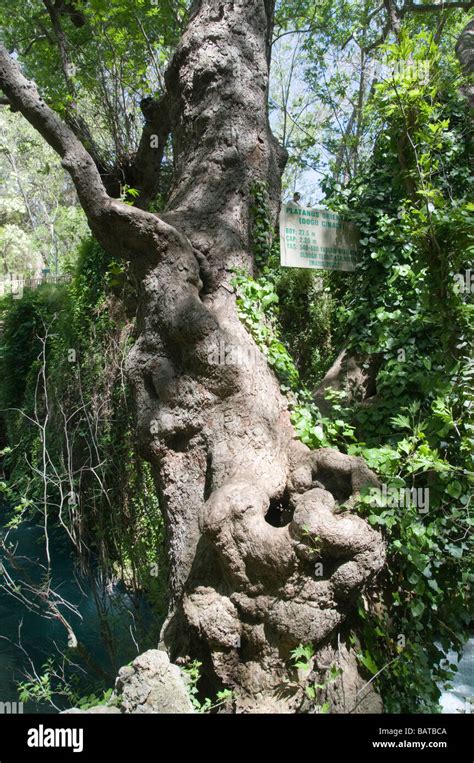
(0, 239, 166, 707)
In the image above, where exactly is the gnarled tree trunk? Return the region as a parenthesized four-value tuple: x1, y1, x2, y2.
(0, 0, 385, 713)
(125, 0, 385, 712)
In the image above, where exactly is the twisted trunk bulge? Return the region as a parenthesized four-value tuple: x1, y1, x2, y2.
(125, 0, 385, 711)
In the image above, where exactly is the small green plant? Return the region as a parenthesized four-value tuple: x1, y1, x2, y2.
(181, 660, 233, 713)
(290, 643, 315, 671)
(18, 666, 55, 706)
(305, 664, 342, 713)
(17, 657, 116, 712)
(75, 689, 114, 711)
(120, 185, 140, 206)
(300, 526, 322, 557)
(290, 647, 342, 713)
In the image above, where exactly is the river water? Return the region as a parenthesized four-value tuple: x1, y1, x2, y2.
(439, 639, 474, 713)
(0, 508, 153, 712)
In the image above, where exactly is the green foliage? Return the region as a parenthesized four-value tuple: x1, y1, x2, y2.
(352, 398, 472, 712)
(290, 643, 315, 670)
(239, 25, 472, 713)
(17, 658, 115, 712)
(0, 0, 187, 173)
(181, 660, 233, 713)
(0, 287, 66, 411)
(18, 664, 55, 706)
(290, 645, 342, 712)
(232, 272, 300, 390)
(0, 237, 166, 614)
(74, 689, 114, 711)
(305, 664, 342, 713)
(325, 32, 473, 712)
(0, 109, 88, 276)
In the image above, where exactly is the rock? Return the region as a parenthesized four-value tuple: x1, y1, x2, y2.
(61, 649, 195, 715)
(115, 650, 194, 714)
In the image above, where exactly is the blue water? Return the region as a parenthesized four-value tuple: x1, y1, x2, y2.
(0, 509, 154, 712)
(440, 639, 474, 713)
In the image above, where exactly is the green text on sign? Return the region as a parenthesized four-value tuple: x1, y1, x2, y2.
(279, 203, 359, 271)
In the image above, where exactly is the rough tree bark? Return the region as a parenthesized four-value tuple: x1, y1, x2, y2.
(0, 0, 385, 713)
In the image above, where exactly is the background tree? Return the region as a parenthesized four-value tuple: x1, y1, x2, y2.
(0, 108, 88, 275)
(270, 0, 473, 194)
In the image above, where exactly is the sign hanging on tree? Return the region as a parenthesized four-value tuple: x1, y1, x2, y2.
(279, 203, 359, 271)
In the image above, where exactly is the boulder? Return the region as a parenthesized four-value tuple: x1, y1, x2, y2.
(62, 649, 194, 714)
(115, 649, 195, 714)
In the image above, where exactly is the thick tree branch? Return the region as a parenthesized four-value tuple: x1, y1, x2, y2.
(129, 94, 171, 210)
(60, 0, 87, 28)
(43, 0, 75, 96)
(0, 44, 172, 257)
(383, 0, 402, 36)
(0, 43, 107, 216)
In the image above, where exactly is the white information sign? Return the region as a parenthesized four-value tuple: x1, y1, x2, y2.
(280, 203, 359, 271)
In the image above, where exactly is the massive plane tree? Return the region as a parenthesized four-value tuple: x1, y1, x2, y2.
(0, 0, 392, 712)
